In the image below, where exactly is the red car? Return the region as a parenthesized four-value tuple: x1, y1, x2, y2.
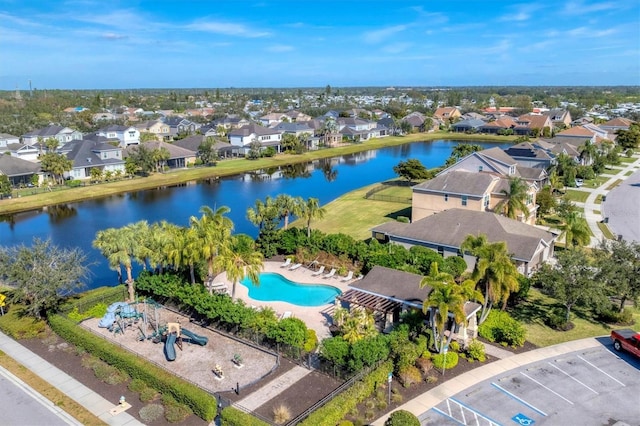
(611, 329, 640, 358)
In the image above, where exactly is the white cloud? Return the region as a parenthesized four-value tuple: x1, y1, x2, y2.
(563, 1, 616, 15)
(266, 44, 294, 52)
(498, 3, 543, 22)
(102, 32, 128, 40)
(186, 20, 270, 38)
(363, 25, 408, 44)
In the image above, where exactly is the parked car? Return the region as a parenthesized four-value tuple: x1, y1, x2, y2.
(575, 178, 584, 187)
(610, 329, 640, 358)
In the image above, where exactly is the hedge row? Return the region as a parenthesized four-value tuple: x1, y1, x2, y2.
(220, 407, 270, 426)
(48, 314, 217, 421)
(299, 360, 394, 426)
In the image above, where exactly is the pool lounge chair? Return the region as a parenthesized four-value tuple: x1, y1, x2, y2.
(311, 265, 325, 276)
(289, 263, 302, 271)
(323, 268, 336, 279)
(280, 258, 292, 268)
(341, 271, 354, 282)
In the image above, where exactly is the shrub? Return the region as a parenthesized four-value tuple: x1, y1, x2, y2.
(544, 308, 572, 331)
(385, 409, 420, 426)
(396, 216, 410, 223)
(48, 314, 217, 421)
(431, 352, 459, 370)
(93, 361, 129, 385)
(139, 404, 164, 423)
(338, 422, 354, 426)
(415, 356, 433, 376)
(478, 310, 526, 347)
(448, 341, 460, 353)
(273, 404, 292, 424)
(425, 375, 438, 384)
(163, 394, 193, 423)
(220, 407, 270, 426)
(466, 340, 486, 362)
(398, 365, 422, 388)
(0, 306, 47, 339)
(303, 328, 318, 353)
(129, 378, 159, 402)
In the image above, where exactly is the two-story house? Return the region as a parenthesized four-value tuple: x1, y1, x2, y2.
(433, 107, 461, 122)
(163, 116, 198, 138)
(513, 114, 553, 136)
(0, 133, 20, 149)
(228, 123, 282, 154)
(135, 120, 171, 141)
(22, 125, 83, 147)
(96, 125, 140, 148)
(59, 136, 125, 180)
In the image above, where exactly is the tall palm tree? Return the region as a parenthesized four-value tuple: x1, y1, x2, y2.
(93, 227, 123, 284)
(147, 221, 177, 274)
(461, 235, 519, 323)
(190, 205, 234, 282)
(246, 197, 279, 232)
(94, 225, 139, 301)
(126, 221, 152, 271)
(579, 139, 597, 165)
(548, 170, 564, 195)
(275, 194, 303, 230)
(300, 197, 326, 238)
(558, 211, 591, 249)
(214, 234, 263, 300)
(340, 307, 377, 344)
(494, 177, 531, 221)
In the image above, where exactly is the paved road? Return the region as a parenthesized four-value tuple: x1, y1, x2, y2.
(0, 365, 81, 426)
(603, 167, 640, 243)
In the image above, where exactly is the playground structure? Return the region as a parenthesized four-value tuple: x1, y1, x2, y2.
(98, 299, 208, 361)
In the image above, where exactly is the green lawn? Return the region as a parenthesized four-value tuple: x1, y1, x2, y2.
(587, 176, 611, 187)
(593, 209, 600, 215)
(618, 156, 636, 163)
(606, 179, 623, 190)
(563, 189, 590, 203)
(594, 194, 603, 204)
(597, 222, 616, 240)
(511, 288, 640, 347)
(624, 171, 634, 176)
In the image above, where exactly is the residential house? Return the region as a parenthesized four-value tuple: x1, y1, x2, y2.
(513, 114, 553, 137)
(600, 117, 634, 133)
(92, 112, 117, 122)
(228, 123, 282, 154)
(259, 112, 287, 126)
(0, 154, 42, 187)
(371, 208, 557, 276)
(452, 119, 485, 133)
(134, 120, 171, 141)
(479, 116, 517, 134)
(433, 107, 461, 122)
(543, 109, 572, 129)
(503, 142, 555, 169)
(401, 112, 427, 132)
(337, 117, 387, 141)
(336, 265, 482, 342)
(211, 115, 251, 130)
(555, 125, 604, 143)
(172, 135, 235, 158)
(59, 136, 125, 180)
(96, 125, 140, 148)
(283, 110, 312, 122)
(411, 170, 538, 224)
(22, 125, 83, 146)
(5, 143, 40, 161)
(131, 141, 197, 168)
(163, 116, 198, 138)
(0, 133, 20, 149)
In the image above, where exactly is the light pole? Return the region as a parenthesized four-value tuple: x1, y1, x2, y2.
(442, 344, 449, 376)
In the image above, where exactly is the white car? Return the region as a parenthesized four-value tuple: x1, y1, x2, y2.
(575, 179, 584, 187)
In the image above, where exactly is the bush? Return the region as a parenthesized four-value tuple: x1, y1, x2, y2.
(220, 407, 270, 426)
(415, 356, 433, 376)
(385, 409, 420, 426)
(448, 341, 460, 352)
(129, 379, 159, 402)
(139, 404, 164, 423)
(544, 308, 572, 331)
(466, 340, 486, 362)
(163, 394, 193, 423)
(48, 314, 217, 421)
(273, 404, 291, 424)
(303, 328, 318, 353)
(478, 310, 526, 347)
(397, 365, 422, 387)
(0, 306, 46, 339)
(431, 352, 459, 370)
(396, 216, 410, 223)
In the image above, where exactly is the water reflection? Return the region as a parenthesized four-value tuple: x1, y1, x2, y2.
(46, 204, 77, 224)
(318, 158, 338, 182)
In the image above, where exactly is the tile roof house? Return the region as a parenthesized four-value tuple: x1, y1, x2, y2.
(479, 116, 517, 134)
(59, 135, 125, 180)
(599, 117, 634, 132)
(22, 125, 83, 146)
(401, 112, 427, 132)
(543, 109, 572, 129)
(0, 154, 42, 187)
(371, 209, 556, 276)
(411, 170, 538, 224)
(513, 114, 553, 136)
(433, 107, 461, 121)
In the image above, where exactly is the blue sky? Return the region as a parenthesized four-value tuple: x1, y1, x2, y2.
(1, 0, 639, 89)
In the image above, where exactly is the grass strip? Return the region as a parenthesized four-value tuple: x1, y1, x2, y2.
(597, 222, 616, 240)
(0, 350, 106, 426)
(605, 179, 623, 191)
(563, 189, 589, 203)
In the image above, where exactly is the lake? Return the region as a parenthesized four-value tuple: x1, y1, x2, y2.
(0, 139, 510, 289)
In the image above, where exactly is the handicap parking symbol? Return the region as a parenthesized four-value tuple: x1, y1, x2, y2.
(512, 413, 535, 425)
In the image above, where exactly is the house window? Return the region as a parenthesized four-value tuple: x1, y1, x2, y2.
(461, 195, 468, 206)
(437, 246, 444, 256)
(103, 153, 107, 159)
(444, 194, 449, 202)
(128, 132, 135, 138)
(483, 195, 490, 208)
(526, 194, 533, 205)
(478, 166, 483, 172)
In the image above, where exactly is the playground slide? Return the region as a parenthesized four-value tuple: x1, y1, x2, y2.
(181, 328, 209, 346)
(164, 332, 177, 361)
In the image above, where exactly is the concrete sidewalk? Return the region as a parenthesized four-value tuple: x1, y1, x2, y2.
(0, 331, 143, 426)
(236, 365, 311, 411)
(371, 337, 603, 425)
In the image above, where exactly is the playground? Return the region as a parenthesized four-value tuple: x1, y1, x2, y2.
(81, 300, 279, 393)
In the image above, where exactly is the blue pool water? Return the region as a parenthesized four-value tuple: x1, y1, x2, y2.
(240, 273, 341, 306)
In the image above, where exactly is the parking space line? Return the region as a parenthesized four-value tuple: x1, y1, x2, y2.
(449, 397, 503, 426)
(577, 355, 626, 387)
(459, 402, 467, 425)
(520, 372, 574, 405)
(490, 382, 548, 416)
(432, 407, 466, 425)
(547, 362, 599, 394)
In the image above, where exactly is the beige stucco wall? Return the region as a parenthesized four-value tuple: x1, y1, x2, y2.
(412, 191, 485, 221)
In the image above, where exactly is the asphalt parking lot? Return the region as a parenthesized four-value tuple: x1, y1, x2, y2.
(419, 342, 639, 426)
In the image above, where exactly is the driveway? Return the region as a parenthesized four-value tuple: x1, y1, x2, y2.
(603, 167, 640, 243)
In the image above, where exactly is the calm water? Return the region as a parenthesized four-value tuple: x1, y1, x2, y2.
(240, 272, 341, 306)
(0, 140, 509, 289)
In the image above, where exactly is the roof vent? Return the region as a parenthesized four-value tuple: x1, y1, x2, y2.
(87, 158, 92, 163)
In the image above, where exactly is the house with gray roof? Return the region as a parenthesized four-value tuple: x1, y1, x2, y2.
(371, 209, 556, 276)
(6, 143, 40, 162)
(228, 123, 283, 154)
(452, 119, 485, 133)
(503, 142, 555, 169)
(22, 125, 82, 146)
(338, 265, 482, 340)
(97, 125, 140, 148)
(0, 154, 42, 187)
(163, 116, 199, 138)
(59, 136, 125, 180)
(0, 133, 20, 149)
(127, 141, 197, 169)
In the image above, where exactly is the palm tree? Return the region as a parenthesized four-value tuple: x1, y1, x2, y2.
(494, 177, 530, 221)
(579, 139, 597, 165)
(126, 221, 152, 271)
(246, 196, 279, 232)
(190, 205, 234, 283)
(558, 211, 591, 249)
(214, 234, 263, 300)
(461, 235, 519, 323)
(548, 170, 564, 195)
(340, 307, 377, 344)
(147, 221, 177, 274)
(275, 194, 303, 230)
(300, 197, 326, 238)
(93, 225, 139, 301)
(93, 227, 123, 284)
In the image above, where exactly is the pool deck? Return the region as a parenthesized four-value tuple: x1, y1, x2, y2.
(214, 261, 355, 339)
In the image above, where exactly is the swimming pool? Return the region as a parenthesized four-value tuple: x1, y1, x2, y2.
(240, 272, 341, 307)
